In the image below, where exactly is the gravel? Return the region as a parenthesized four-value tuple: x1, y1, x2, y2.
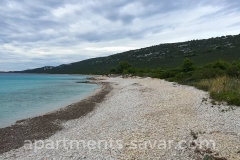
(0, 77, 239, 160)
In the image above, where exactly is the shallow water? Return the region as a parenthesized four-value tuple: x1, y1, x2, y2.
(0, 73, 99, 128)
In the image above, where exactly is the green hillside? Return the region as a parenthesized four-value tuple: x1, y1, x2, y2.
(19, 34, 240, 74)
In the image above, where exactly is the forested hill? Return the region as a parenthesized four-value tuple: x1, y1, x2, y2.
(18, 34, 240, 74)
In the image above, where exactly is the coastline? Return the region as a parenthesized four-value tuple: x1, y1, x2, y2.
(0, 80, 112, 154)
(0, 73, 101, 129)
(0, 77, 239, 159)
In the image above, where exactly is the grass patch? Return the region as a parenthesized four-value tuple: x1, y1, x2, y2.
(194, 76, 240, 105)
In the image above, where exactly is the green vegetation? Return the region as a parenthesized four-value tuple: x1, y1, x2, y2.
(17, 34, 240, 74)
(16, 33, 240, 106)
(110, 59, 240, 106)
(109, 61, 132, 74)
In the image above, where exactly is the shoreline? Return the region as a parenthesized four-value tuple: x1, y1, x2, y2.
(0, 77, 239, 159)
(0, 74, 101, 129)
(0, 80, 112, 154)
(0, 83, 100, 129)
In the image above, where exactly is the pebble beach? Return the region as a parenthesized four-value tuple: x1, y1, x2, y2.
(0, 77, 239, 159)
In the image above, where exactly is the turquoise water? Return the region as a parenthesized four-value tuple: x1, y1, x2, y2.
(0, 73, 99, 128)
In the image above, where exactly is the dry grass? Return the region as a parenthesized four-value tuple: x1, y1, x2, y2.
(210, 76, 227, 93)
(195, 76, 240, 106)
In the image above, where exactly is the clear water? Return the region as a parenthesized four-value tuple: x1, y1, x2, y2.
(0, 73, 99, 128)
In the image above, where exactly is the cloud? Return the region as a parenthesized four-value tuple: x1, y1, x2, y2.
(0, 0, 240, 71)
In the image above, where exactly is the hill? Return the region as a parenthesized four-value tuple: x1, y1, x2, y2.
(18, 34, 240, 74)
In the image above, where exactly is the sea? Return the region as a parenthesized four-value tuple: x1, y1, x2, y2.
(0, 73, 99, 128)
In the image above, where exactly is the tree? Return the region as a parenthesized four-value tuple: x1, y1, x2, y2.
(181, 58, 196, 72)
(109, 67, 117, 74)
(211, 60, 230, 70)
(118, 61, 132, 73)
(108, 61, 132, 74)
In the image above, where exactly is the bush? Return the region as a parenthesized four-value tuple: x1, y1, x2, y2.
(109, 61, 132, 74)
(118, 61, 132, 73)
(158, 70, 176, 79)
(211, 91, 240, 106)
(174, 72, 191, 81)
(205, 60, 230, 70)
(109, 67, 117, 74)
(195, 68, 225, 79)
(181, 58, 196, 72)
(227, 66, 240, 77)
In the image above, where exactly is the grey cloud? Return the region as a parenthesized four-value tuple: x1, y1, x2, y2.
(0, 0, 227, 44)
(0, 0, 240, 71)
(229, 22, 240, 27)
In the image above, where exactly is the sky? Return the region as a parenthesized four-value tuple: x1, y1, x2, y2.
(1, 0, 240, 71)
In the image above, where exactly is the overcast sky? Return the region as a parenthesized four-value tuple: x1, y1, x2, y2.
(1, 0, 240, 71)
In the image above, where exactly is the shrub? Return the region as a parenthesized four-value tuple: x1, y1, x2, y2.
(227, 66, 240, 77)
(206, 60, 230, 70)
(197, 68, 225, 79)
(158, 70, 176, 79)
(118, 61, 132, 73)
(109, 67, 118, 74)
(181, 58, 196, 72)
(211, 91, 240, 106)
(174, 72, 192, 82)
